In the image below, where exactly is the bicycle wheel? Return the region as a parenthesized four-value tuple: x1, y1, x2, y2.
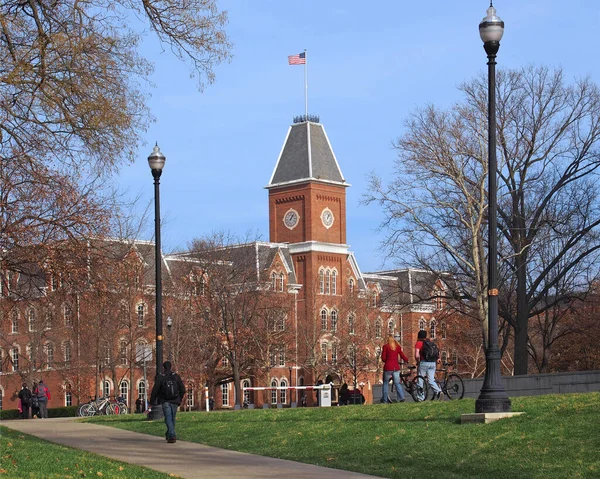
(118, 403, 128, 414)
(81, 403, 96, 417)
(411, 376, 429, 402)
(444, 374, 465, 400)
(77, 403, 89, 417)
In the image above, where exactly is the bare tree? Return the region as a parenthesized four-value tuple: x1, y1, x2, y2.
(0, 0, 232, 277)
(367, 66, 600, 375)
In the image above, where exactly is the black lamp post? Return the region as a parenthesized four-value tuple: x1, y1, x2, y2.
(166, 316, 173, 361)
(148, 143, 166, 420)
(475, 3, 511, 414)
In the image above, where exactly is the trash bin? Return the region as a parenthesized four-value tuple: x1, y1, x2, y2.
(318, 384, 332, 407)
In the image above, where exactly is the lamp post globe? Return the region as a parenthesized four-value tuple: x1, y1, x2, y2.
(167, 316, 173, 361)
(148, 143, 166, 420)
(475, 3, 511, 414)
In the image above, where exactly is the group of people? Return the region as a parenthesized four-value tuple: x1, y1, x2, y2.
(17, 380, 51, 419)
(380, 330, 442, 403)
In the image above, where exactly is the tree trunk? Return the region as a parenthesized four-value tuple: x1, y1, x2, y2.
(514, 257, 529, 375)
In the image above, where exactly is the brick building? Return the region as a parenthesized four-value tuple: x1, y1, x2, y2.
(0, 117, 455, 411)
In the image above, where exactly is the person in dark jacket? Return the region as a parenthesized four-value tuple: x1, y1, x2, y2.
(18, 383, 32, 419)
(149, 361, 185, 443)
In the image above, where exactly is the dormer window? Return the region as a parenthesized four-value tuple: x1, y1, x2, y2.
(349, 278, 355, 294)
(50, 274, 58, 291)
(278, 273, 284, 292)
(372, 291, 378, 307)
(271, 272, 277, 290)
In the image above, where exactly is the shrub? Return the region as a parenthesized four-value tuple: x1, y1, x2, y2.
(0, 409, 21, 420)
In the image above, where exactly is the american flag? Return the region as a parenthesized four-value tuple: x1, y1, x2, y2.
(288, 52, 306, 65)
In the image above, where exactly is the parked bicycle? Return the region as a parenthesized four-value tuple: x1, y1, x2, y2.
(382, 365, 429, 402)
(77, 396, 125, 416)
(435, 362, 465, 400)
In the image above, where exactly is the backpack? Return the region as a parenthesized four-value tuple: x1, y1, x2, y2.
(420, 339, 439, 362)
(161, 373, 179, 400)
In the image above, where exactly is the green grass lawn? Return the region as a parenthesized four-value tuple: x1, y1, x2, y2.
(85, 392, 600, 479)
(0, 427, 173, 479)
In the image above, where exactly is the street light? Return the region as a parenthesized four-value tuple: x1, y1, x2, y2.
(166, 316, 173, 361)
(475, 3, 511, 414)
(148, 143, 166, 420)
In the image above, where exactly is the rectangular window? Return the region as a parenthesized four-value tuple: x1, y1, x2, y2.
(187, 388, 194, 409)
(269, 350, 276, 368)
(46, 343, 54, 368)
(221, 383, 229, 407)
(137, 304, 145, 327)
(64, 342, 72, 366)
(12, 348, 19, 371)
(321, 343, 327, 362)
(65, 391, 72, 407)
(278, 347, 285, 367)
(11, 311, 18, 333)
(332, 345, 337, 364)
(120, 341, 128, 365)
(103, 381, 111, 398)
(64, 305, 73, 327)
(280, 384, 287, 404)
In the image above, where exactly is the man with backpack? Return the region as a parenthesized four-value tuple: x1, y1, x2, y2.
(18, 383, 32, 419)
(415, 330, 443, 400)
(149, 361, 186, 443)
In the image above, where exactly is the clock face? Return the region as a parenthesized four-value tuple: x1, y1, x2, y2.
(321, 208, 334, 229)
(283, 209, 299, 229)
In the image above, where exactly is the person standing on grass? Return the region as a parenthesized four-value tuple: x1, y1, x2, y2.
(381, 335, 410, 403)
(34, 379, 51, 418)
(415, 330, 442, 400)
(18, 383, 32, 419)
(149, 361, 185, 443)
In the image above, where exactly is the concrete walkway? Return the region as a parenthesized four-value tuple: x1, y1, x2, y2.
(3, 418, 380, 479)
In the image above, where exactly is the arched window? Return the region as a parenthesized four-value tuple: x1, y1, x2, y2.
(28, 308, 36, 332)
(430, 319, 436, 340)
(331, 271, 337, 295)
(321, 309, 328, 330)
(331, 343, 337, 364)
(64, 342, 72, 366)
(375, 318, 382, 339)
(120, 380, 129, 404)
(137, 303, 145, 327)
(270, 379, 278, 404)
(102, 379, 111, 398)
(280, 378, 288, 404)
(11, 310, 18, 333)
(278, 273, 284, 292)
(330, 310, 338, 332)
(45, 343, 54, 368)
(11, 347, 19, 371)
(271, 272, 277, 290)
(242, 379, 251, 405)
(441, 321, 447, 339)
(65, 385, 73, 407)
(349, 278, 355, 294)
(325, 270, 331, 295)
(187, 385, 195, 409)
(419, 319, 426, 331)
(138, 380, 146, 405)
(321, 343, 328, 362)
(319, 269, 324, 294)
(387, 319, 394, 335)
(349, 314, 355, 335)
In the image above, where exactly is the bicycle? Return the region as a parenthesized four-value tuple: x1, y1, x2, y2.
(435, 362, 465, 400)
(382, 366, 429, 402)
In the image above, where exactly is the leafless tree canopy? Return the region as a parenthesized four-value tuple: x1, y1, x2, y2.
(0, 0, 231, 272)
(366, 66, 600, 375)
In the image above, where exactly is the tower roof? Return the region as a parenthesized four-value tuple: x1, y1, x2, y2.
(266, 121, 349, 189)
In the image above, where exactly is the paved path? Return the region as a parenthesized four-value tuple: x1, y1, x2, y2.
(3, 418, 380, 479)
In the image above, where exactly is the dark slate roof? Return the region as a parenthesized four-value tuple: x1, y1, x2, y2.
(363, 269, 451, 308)
(267, 122, 348, 188)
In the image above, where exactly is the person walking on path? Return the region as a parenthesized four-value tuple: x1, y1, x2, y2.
(34, 379, 51, 418)
(380, 335, 409, 403)
(18, 383, 32, 419)
(149, 361, 185, 443)
(415, 330, 442, 400)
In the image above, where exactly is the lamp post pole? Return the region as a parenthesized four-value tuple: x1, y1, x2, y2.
(475, 3, 511, 414)
(148, 143, 166, 420)
(167, 316, 173, 361)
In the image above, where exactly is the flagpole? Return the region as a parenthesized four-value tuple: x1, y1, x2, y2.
(304, 49, 308, 119)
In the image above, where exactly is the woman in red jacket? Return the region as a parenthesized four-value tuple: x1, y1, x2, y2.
(381, 335, 409, 403)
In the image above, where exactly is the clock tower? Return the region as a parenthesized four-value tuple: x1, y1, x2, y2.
(266, 118, 349, 247)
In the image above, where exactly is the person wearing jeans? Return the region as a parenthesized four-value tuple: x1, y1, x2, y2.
(380, 335, 410, 403)
(149, 361, 186, 443)
(415, 330, 442, 400)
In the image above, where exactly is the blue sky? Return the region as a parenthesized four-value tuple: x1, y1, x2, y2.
(115, 1, 600, 272)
